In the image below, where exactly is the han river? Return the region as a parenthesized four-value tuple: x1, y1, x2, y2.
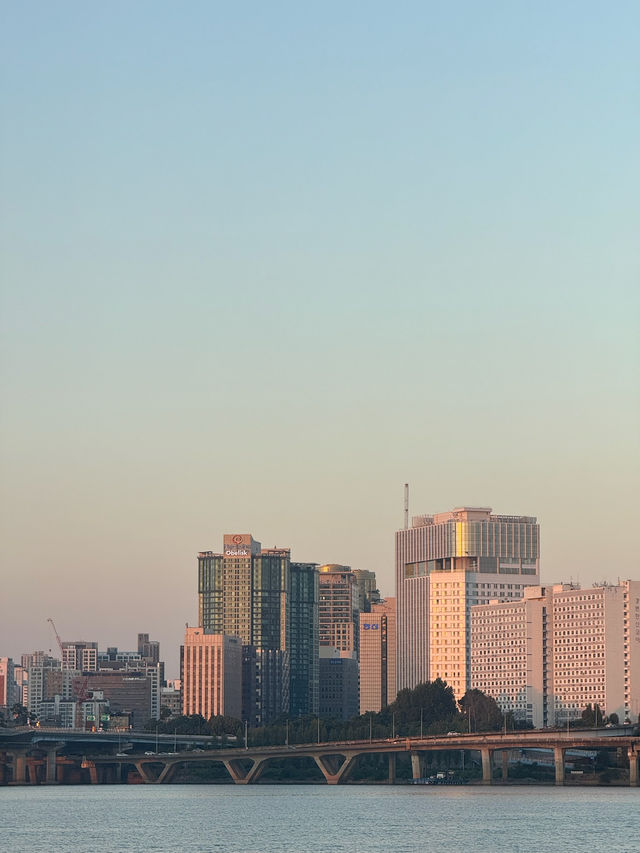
(1, 785, 638, 853)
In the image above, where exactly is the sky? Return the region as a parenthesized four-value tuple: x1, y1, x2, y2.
(1, 1, 638, 678)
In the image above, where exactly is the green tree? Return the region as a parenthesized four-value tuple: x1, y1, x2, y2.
(389, 679, 458, 733)
(11, 703, 28, 725)
(458, 689, 503, 732)
(581, 703, 603, 727)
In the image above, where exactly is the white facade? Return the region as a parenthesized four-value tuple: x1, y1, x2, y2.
(470, 581, 640, 725)
(396, 507, 540, 697)
(471, 588, 547, 727)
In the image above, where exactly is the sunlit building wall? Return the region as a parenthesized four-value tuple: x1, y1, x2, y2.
(396, 507, 540, 697)
(182, 628, 242, 720)
(359, 598, 396, 713)
(471, 580, 640, 725)
(471, 587, 548, 727)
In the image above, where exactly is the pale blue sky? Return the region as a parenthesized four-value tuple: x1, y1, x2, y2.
(1, 1, 638, 676)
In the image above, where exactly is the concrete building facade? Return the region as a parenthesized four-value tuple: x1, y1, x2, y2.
(182, 628, 242, 720)
(359, 598, 397, 714)
(396, 506, 540, 697)
(470, 580, 640, 725)
(318, 649, 359, 721)
(318, 564, 360, 654)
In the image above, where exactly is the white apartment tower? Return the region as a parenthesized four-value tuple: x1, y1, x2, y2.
(395, 507, 540, 698)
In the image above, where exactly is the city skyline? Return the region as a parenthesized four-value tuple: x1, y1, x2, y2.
(2, 3, 638, 677)
(3, 508, 637, 681)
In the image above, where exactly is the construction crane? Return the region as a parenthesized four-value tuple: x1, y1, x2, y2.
(46, 618, 88, 729)
(47, 618, 65, 666)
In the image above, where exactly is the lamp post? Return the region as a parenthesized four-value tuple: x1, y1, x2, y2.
(420, 708, 424, 739)
(369, 714, 372, 743)
(392, 712, 396, 739)
(285, 719, 289, 746)
(155, 725, 159, 755)
(317, 717, 320, 744)
(244, 720, 248, 750)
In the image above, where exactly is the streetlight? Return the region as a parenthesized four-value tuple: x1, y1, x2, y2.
(420, 708, 424, 739)
(317, 717, 321, 744)
(155, 724, 159, 755)
(392, 712, 396, 739)
(285, 719, 289, 746)
(244, 720, 248, 750)
(369, 714, 373, 743)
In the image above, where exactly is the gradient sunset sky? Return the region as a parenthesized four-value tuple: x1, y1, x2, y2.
(1, 2, 638, 676)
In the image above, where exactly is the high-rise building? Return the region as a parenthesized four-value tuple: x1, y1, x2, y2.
(182, 628, 242, 720)
(470, 580, 640, 725)
(318, 564, 360, 654)
(197, 534, 318, 725)
(317, 564, 362, 718)
(138, 633, 160, 665)
(470, 587, 548, 727)
(396, 506, 540, 698)
(0, 658, 18, 713)
(62, 641, 98, 672)
(199, 536, 288, 649)
(289, 562, 319, 717)
(359, 598, 397, 714)
(318, 649, 360, 721)
(352, 569, 380, 612)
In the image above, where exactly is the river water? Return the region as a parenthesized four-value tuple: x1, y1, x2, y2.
(1, 785, 637, 853)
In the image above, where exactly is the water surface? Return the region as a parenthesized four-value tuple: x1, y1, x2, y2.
(1, 785, 637, 853)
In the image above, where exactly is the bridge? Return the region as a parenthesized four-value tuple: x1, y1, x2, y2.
(1, 727, 638, 787)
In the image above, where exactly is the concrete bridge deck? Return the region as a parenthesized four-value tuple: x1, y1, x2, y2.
(2, 728, 638, 787)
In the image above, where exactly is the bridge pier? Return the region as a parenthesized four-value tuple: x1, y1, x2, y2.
(411, 752, 425, 780)
(629, 748, 638, 787)
(481, 748, 493, 784)
(83, 760, 99, 785)
(45, 744, 64, 785)
(223, 757, 269, 785)
(554, 747, 565, 786)
(313, 753, 357, 785)
(388, 753, 396, 784)
(157, 762, 178, 784)
(501, 751, 509, 782)
(26, 758, 42, 784)
(8, 751, 27, 785)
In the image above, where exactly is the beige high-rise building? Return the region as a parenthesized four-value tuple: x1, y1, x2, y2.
(471, 580, 640, 725)
(359, 598, 396, 714)
(396, 507, 540, 698)
(182, 628, 242, 720)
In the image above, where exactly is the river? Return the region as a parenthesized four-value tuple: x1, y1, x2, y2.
(1, 785, 637, 853)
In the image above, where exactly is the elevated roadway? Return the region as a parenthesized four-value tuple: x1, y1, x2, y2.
(2, 727, 637, 787)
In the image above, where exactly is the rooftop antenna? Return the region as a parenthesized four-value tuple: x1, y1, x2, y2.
(404, 483, 409, 530)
